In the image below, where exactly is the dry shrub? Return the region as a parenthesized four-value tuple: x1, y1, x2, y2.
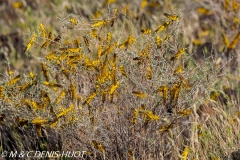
(0, 0, 239, 159)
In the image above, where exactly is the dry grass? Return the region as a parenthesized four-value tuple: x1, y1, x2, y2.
(0, 0, 239, 159)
